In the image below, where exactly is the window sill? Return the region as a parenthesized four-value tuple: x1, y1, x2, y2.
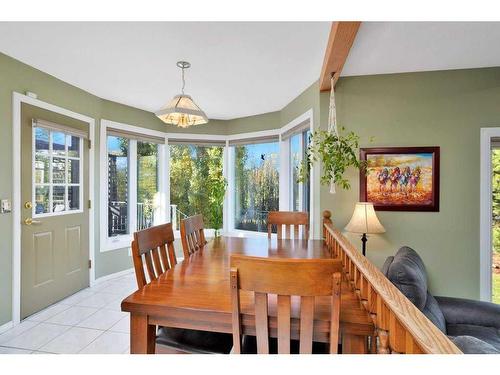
(101, 235, 132, 252)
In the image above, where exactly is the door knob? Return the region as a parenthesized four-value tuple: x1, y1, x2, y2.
(24, 201, 33, 209)
(24, 218, 41, 225)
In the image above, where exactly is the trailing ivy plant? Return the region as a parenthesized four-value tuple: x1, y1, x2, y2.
(298, 127, 367, 191)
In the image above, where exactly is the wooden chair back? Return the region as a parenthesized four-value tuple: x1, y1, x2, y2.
(267, 211, 309, 240)
(180, 214, 207, 258)
(230, 255, 342, 354)
(131, 223, 177, 289)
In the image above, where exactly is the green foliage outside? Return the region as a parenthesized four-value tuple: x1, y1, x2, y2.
(234, 145, 279, 232)
(170, 145, 225, 232)
(137, 142, 158, 227)
(493, 274, 500, 305)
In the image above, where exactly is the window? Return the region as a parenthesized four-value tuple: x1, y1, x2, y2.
(102, 121, 166, 251)
(290, 129, 311, 212)
(33, 126, 83, 216)
(137, 142, 159, 230)
(233, 141, 279, 232)
(107, 136, 129, 237)
(169, 143, 224, 230)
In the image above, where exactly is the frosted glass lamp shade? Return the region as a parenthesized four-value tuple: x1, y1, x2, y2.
(155, 94, 208, 128)
(345, 202, 385, 234)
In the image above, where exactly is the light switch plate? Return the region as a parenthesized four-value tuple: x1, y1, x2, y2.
(1, 199, 11, 213)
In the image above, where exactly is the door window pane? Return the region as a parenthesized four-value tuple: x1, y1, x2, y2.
(234, 142, 279, 232)
(169, 144, 224, 230)
(34, 155, 50, 184)
(35, 128, 49, 154)
(35, 186, 49, 214)
(68, 159, 80, 184)
(33, 126, 83, 216)
(107, 136, 129, 237)
(68, 186, 80, 211)
(52, 131, 66, 156)
(67, 135, 80, 157)
(52, 186, 66, 213)
(52, 158, 66, 184)
(137, 142, 159, 230)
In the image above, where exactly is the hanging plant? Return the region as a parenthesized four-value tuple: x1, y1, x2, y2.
(298, 76, 367, 192)
(298, 128, 366, 191)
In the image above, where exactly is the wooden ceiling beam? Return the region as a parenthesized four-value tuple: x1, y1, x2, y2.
(319, 21, 361, 92)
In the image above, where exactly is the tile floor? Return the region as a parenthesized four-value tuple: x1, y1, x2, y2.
(0, 271, 136, 354)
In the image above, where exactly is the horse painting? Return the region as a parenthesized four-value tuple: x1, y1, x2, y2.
(360, 147, 439, 211)
(378, 168, 390, 194)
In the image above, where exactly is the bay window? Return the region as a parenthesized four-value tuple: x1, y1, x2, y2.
(101, 111, 315, 251)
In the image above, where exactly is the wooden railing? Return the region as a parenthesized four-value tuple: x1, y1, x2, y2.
(323, 210, 462, 354)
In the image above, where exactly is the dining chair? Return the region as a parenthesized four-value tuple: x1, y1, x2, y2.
(131, 223, 233, 354)
(229, 255, 342, 354)
(180, 214, 208, 258)
(267, 211, 309, 240)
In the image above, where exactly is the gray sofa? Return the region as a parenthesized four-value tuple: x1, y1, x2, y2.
(382, 247, 500, 354)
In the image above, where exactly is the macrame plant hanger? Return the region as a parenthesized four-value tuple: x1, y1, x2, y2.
(327, 74, 339, 194)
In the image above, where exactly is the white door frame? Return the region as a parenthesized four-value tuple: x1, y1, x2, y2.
(479, 127, 500, 302)
(12, 92, 96, 325)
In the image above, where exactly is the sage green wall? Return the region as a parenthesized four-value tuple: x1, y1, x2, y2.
(280, 81, 321, 129)
(0, 52, 233, 326)
(224, 111, 280, 134)
(2, 49, 497, 325)
(323, 67, 500, 300)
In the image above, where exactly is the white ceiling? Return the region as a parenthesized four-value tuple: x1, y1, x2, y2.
(342, 22, 500, 77)
(0, 22, 330, 120)
(1, 22, 500, 120)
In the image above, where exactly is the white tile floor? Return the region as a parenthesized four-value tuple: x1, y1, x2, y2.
(0, 271, 136, 354)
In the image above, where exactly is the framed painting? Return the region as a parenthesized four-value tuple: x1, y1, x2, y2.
(360, 147, 440, 211)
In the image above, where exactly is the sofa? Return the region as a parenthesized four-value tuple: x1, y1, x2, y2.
(382, 247, 500, 354)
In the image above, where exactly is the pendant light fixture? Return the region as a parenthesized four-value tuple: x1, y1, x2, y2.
(155, 61, 208, 128)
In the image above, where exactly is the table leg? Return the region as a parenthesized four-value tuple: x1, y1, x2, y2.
(130, 313, 156, 354)
(342, 334, 368, 354)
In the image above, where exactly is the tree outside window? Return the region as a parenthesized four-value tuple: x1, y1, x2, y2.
(169, 144, 225, 231)
(234, 142, 279, 232)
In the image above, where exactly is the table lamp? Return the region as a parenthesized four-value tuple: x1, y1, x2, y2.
(345, 202, 385, 256)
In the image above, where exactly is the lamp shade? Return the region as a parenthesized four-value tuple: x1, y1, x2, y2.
(155, 94, 209, 128)
(345, 202, 385, 234)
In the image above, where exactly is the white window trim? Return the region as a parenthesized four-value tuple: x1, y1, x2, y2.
(100, 119, 168, 252)
(280, 110, 318, 238)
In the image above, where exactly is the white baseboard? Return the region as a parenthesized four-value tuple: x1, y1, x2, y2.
(0, 321, 14, 335)
(92, 268, 134, 286)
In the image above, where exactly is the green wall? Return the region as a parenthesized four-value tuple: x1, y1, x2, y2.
(0, 52, 240, 326)
(323, 67, 500, 299)
(1, 49, 498, 325)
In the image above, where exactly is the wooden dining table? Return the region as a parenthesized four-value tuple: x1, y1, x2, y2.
(121, 235, 374, 354)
